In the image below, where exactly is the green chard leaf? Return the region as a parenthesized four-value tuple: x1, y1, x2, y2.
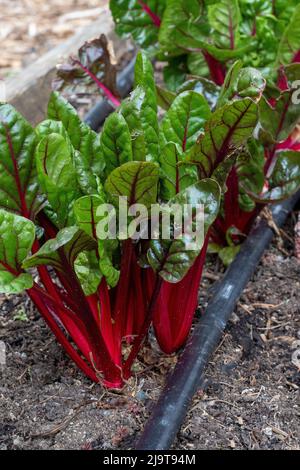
(258, 92, 300, 144)
(101, 112, 133, 177)
(208, 0, 241, 50)
(74, 195, 120, 288)
(105, 161, 159, 209)
(246, 150, 300, 203)
(159, 143, 197, 201)
(35, 133, 81, 227)
(272, 0, 300, 23)
(284, 63, 300, 89)
(160, 90, 211, 152)
(0, 209, 35, 293)
(74, 195, 106, 240)
(147, 179, 221, 283)
(218, 244, 240, 266)
(276, 4, 300, 65)
(73, 150, 102, 195)
(159, 0, 210, 55)
(134, 51, 159, 162)
(237, 139, 265, 212)
(187, 52, 210, 79)
(177, 77, 221, 110)
(119, 87, 147, 161)
(74, 250, 103, 296)
(0, 104, 42, 218)
(186, 98, 258, 178)
(217, 61, 266, 108)
(23, 226, 96, 271)
(48, 92, 104, 176)
(36, 119, 71, 143)
(110, 0, 166, 49)
(156, 85, 176, 110)
(98, 239, 120, 288)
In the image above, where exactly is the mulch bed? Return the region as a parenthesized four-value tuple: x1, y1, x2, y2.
(1, 0, 108, 77)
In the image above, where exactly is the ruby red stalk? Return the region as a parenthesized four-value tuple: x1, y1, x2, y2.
(150, 237, 209, 354)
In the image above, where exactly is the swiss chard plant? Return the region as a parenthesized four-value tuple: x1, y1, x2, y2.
(0, 52, 261, 386)
(208, 61, 300, 263)
(110, 0, 300, 263)
(110, 0, 300, 89)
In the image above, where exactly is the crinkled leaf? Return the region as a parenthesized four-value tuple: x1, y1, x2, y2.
(53, 34, 118, 98)
(157, 77, 220, 111)
(119, 87, 147, 161)
(156, 86, 176, 110)
(74, 195, 120, 287)
(74, 250, 102, 296)
(0, 104, 42, 218)
(48, 92, 104, 176)
(159, 143, 197, 200)
(134, 51, 159, 162)
(237, 139, 265, 211)
(0, 209, 35, 293)
(211, 151, 240, 191)
(160, 91, 211, 152)
(238, 0, 272, 35)
(147, 179, 221, 283)
(98, 239, 120, 288)
(202, 40, 256, 62)
(36, 119, 71, 143)
(217, 61, 266, 108)
(35, 133, 81, 227)
(208, 0, 241, 49)
(187, 98, 258, 178)
(272, 0, 300, 23)
(74, 195, 106, 240)
(246, 15, 279, 72)
(23, 226, 96, 271)
(73, 150, 101, 195)
(246, 150, 300, 203)
(187, 52, 210, 79)
(105, 161, 159, 209)
(101, 112, 133, 177)
(178, 77, 221, 110)
(159, 0, 210, 55)
(258, 92, 300, 144)
(110, 0, 166, 49)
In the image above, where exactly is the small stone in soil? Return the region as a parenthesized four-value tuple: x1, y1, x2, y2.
(0, 341, 6, 370)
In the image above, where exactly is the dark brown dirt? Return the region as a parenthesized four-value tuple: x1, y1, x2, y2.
(0, 215, 299, 450)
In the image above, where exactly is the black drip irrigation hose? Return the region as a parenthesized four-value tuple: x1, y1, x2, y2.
(136, 192, 300, 450)
(84, 57, 136, 131)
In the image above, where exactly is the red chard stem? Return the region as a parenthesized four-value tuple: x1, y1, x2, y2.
(137, 1, 161, 27)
